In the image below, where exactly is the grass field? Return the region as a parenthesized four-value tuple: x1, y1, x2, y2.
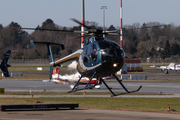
(8, 66, 72, 72)
(6, 64, 170, 73)
(1, 66, 73, 79)
(8, 66, 50, 72)
(7, 64, 167, 72)
(0, 92, 178, 113)
(0, 97, 179, 114)
(141, 64, 169, 70)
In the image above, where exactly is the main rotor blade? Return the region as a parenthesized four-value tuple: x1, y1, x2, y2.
(104, 30, 118, 33)
(70, 18, 91, 29)
(70, 34, 92, 40)
(107, 33, 119, 36)
(12, 27, 85, 33)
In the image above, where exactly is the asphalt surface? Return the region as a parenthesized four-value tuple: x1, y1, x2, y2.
(0, 109, 180, 120)
(1, 69, 180, 97)
(0, 80, 180, 96)
(0, 69, 180, 119)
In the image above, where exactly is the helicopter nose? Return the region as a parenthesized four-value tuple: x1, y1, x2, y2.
(101, 56, 125, 76)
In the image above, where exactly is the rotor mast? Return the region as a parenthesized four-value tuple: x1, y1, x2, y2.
(81, 0, 85, 48)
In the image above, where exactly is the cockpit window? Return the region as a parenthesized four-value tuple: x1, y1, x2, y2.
(91, 44, 97, 62)
(99, 40, 124, 57)
(82, 47, 88, 63)
(83, 36, 96, 46)
(99, 40, 116, 49)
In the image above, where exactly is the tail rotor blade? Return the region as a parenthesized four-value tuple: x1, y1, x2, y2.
(70, 18, 91, 29)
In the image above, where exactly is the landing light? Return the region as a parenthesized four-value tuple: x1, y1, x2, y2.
(113, 63, 117, 67)
(100, 51, 105, 54)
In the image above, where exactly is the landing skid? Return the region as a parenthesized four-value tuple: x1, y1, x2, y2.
(68, 72, 142, 97)
(106, 74, 142, 97)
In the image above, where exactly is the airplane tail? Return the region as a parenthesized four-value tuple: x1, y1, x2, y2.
(30, 39, 64, 80)
(0, 50, 11, 77)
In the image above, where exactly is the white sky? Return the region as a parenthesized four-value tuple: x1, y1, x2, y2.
(0, 0, 180, 29)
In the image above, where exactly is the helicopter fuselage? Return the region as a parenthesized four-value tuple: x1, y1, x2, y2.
(52, 36, 125, 79)
(77, 36, 125, 78)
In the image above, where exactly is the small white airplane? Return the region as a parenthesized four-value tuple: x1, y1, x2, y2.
(150, 63, 180, 74)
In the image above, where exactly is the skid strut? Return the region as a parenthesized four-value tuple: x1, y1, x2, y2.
(68, 72, 142, 96)
(101, 74, 142, 97)
(68, 71, 97, 93)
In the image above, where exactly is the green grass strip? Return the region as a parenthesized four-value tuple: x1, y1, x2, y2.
(0, 97, 179, 114)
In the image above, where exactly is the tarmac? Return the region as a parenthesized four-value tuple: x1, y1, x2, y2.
(0, 69, 180, 119)
(0, 108, 180, 120)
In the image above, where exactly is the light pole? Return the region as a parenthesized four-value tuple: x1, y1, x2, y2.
(81, 0, 85, 48)
(101, 6, 107, 38)
(120, 0, 123, 48)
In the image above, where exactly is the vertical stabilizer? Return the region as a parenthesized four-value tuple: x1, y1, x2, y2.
(47, 44, 54, 80)
(30, 39, 64, 80)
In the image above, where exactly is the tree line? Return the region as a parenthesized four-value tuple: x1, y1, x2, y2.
(1, 19, 180, 60)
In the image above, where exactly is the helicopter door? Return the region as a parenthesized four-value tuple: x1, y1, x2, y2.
(82, 47, 88, 63)
(90, 44, 98, 62)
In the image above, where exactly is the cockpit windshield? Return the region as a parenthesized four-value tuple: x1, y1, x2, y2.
(98, 40, 120, 49)
(98, 40, 125, 57)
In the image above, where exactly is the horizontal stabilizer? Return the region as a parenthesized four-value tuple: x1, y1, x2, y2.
(30, 39, 65, 81)
(30, 39, 65, 50)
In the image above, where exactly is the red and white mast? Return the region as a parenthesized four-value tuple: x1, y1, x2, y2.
(120, 0, 123, 48)
(81, 0, 85, 48)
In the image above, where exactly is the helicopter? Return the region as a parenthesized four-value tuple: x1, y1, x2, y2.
(15, 18, 142, 97)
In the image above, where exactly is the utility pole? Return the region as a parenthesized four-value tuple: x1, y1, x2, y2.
(101, 6, 107, 38)
(81, 0, 85, 48)
(120, 0, 123, 48)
